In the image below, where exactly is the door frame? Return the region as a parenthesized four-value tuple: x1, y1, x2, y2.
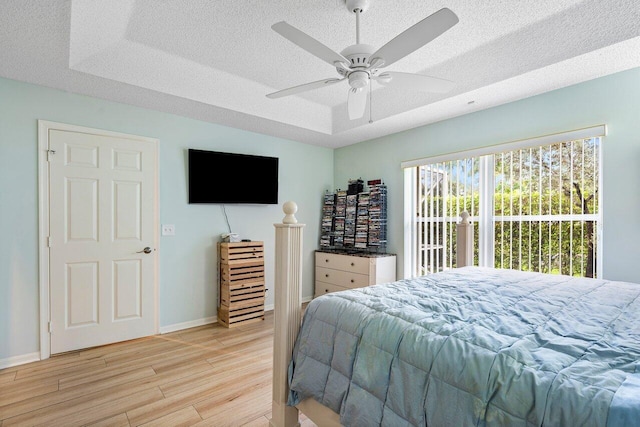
(38, 120, 160, 360)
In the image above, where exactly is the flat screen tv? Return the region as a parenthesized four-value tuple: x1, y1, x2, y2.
(188, 149, 279, 204)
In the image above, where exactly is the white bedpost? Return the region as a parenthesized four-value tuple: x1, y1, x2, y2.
(271, 201, 305, 427)
(456, 211, 474, 267)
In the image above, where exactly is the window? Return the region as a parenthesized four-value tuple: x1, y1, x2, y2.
(403, 127, 604, 279)
(412, 159, 480, 276)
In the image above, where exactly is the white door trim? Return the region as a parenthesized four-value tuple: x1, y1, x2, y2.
(38, 120, 159, 360)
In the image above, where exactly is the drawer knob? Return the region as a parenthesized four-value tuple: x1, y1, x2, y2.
(325, 289, 329, 293)
(325, 274, 329, 278)
(325, 259, 329, 263)
(351, 279, 354, 283)
(351, 262, 355, 266)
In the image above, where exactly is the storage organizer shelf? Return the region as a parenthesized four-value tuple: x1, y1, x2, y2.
(218, 241, 265, 328)
(219, 242, 264, 262)
(320, 178, 388, 253)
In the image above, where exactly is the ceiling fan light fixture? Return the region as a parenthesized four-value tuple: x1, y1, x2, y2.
(348, 71, 369, 89)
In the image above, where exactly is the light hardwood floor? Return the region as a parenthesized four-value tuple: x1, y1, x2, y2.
(0, 311, 316, 427)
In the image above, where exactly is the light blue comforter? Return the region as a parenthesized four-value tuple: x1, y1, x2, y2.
(288, 267, 640, 426)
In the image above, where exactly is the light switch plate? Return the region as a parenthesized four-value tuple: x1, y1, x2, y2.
(162, 224, 175, 236)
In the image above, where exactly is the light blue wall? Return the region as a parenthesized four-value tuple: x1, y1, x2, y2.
(335, 67, 640, 283)
(0, 77, 333, 361)
(2, 68, 639, 362)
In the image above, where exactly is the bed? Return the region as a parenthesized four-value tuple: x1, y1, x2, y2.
(270, 206, 640, 427)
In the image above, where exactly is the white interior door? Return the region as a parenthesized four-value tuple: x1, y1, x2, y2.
(47, 127, 158, 354)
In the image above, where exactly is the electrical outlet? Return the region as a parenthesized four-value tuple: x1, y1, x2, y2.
(162, 224, 175, 236)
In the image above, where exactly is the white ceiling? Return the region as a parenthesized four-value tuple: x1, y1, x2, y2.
(1, 0, 639, 148)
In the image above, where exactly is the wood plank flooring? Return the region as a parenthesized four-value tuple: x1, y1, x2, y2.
(0, 311, 317, 427)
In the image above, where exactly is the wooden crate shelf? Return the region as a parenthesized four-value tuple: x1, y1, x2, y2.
(218, 241, 265, 328)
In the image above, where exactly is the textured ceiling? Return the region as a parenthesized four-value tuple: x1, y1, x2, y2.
(1, 0, 639, 148)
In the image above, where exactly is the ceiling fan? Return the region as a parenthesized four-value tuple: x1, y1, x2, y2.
(266, 0, 459, 120)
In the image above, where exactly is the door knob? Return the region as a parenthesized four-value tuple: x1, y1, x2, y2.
(137, 247, 152, 254)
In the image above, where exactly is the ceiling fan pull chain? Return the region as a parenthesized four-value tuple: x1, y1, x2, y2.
(368, 80, 373, 124)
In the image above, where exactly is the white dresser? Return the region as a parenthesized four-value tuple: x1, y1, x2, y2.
(314, 251, 397, 297)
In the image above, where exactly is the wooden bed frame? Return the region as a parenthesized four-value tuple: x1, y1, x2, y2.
(269, 203, 473, 427)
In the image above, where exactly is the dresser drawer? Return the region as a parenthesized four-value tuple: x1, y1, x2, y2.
(316, 266, 369, 288)
(315, 252, 370, 274)
(314, 281, 349, 298)
(314, 251, 396, 299)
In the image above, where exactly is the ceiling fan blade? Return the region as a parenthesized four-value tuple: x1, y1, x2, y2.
(266, 77, 345, 99)
(347, 86, 368, 120)
(272, 21, 350, 68)
(370, 8, 458, 69)
(374, 71, 454, 93)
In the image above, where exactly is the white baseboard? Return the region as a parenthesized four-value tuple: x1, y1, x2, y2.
(159, 316, 217, 334)
(160, 296, 313, 334)
(0, 352, 41, 370)
(264, 295, 313, 313)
